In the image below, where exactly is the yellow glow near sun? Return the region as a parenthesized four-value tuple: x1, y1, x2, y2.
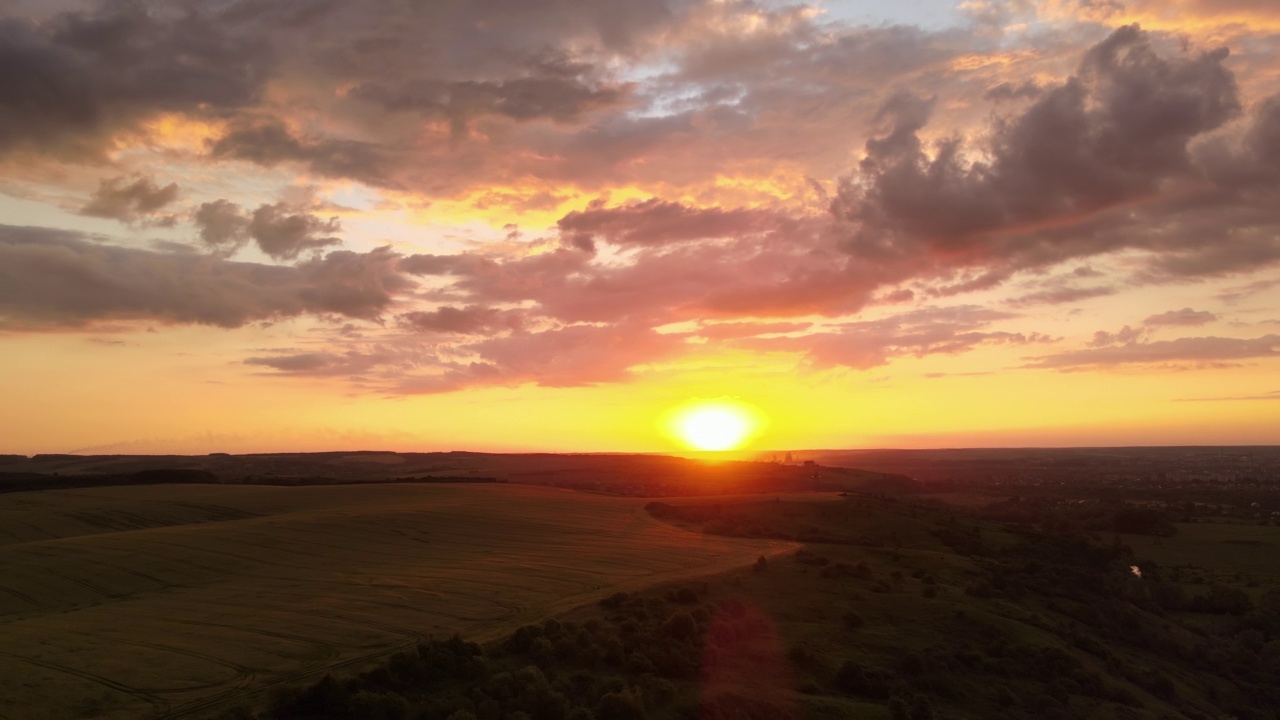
(664, 399, 766, 452)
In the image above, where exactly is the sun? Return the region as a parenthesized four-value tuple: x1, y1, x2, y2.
(666, 400, 764, 452)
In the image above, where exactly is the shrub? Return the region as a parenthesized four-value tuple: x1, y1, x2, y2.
(1187, 585, 1254, 615)
(834, 660, 891, 699)
(663, 612, 698, 641)
(672, 586, 699, 604)
(349, 692, 410, 720)
(595, 688, 645, 720)
(599, 592, 629, 609)
(505, 625, 543, 654)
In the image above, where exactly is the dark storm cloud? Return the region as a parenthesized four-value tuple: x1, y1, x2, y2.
(206, 119, 394, 187)
(350, 68, 629, 136)
(0, 4, 271, 157)
(838, 25, 1243, 276)
(1145, 308, 1218, 326)
(80, 175, 179, 223)
(0, 224, 413, 329)
(1025, 334, 1280, 370)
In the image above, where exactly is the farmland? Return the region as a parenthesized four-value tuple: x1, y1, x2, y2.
(0, 483, 789, 720)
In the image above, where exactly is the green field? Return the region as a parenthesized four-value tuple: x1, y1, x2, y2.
(0, 484, 789, 720)
(1122, 521, 1280, 586)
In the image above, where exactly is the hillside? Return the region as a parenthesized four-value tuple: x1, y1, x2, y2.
(248, 492, 1280, 720)
(0, 484, 790, 720)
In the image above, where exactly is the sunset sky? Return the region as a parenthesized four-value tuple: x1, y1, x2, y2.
(2, 0, 1279, 454)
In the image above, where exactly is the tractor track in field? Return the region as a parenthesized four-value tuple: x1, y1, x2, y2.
(157, 617, 341, 667)
(0, 650, 167, 710)
(40, 566, 126, 600)
(0, 584, 42, 612)
(76, 633, 256, 694)
(149, 630, 427, 720)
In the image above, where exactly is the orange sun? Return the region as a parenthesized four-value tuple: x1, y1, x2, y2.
(666, 400, 765, 452)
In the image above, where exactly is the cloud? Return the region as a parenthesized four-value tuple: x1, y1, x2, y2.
(455, 320, 688, 389)
(983, 80, 1043, 103)
(248, 202, 342, 260)
(1090, 325, 1145, 347)
(694, 321, 813, 340)
(80, 175, 179, 224)
(397, 306, 525, 335)
(1008, 285, 1116, 307)
(6, 2, 1280, 400)
(0, 4, 272, 158)
(836, 25, 1248, 284)
(1216, 278, 1280, 304)
(557, 198, 779, 248)
(192, 199, 342, 260)
(738, 306, 1049, 370)
(1144, 308, 1217, 326)
(206, 118, 394, 188)
(246, 319, 689, 394)
(1176, 390, 1280, 402)
(349, 59, 630, 135)
(0, 224, 413, 329)
(245, 352, 343, 373)
(193, 199, 250, 252)
(1025, 334, 1280, 370)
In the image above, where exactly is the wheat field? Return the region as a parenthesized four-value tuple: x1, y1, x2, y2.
(0, 483, 788, 719)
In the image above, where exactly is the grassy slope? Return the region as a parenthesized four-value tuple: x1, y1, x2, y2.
(0, 484, 789, 720)
(255, 493, 1280, 720)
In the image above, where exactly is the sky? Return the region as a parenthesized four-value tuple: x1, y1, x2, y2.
(1, 0, 1279, 455)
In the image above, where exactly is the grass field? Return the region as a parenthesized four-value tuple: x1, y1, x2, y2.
(1122, 521, 1280, 586)
(0, 484, 790, 720)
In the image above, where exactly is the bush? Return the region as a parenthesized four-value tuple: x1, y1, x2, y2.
(599, 592, 629, 609)
(663, 612, 698, 641)
(349, 691, 410, 720)
(834, 660, 891, 699)
(669, 587, 699, 604)
(1113, 508, 1177, 537)
(505, 625, 543, 654)
(1187, 585, 1254, 615)
(595, 688, 645, 720)
(754, 556, 769, 572)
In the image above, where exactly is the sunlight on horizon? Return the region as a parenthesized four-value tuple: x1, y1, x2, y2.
(665, 400, 767, 452)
